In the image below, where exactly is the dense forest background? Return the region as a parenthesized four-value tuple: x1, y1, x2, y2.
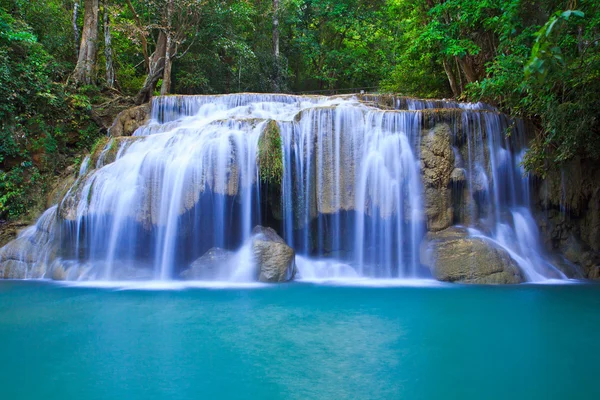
(0, 0, 598, 221)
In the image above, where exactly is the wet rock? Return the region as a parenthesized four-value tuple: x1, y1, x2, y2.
(51, 264, 67, 281)
(181, 247, 234, 280)
(547, 254, 585, 279)
(421, 123, 454, 231)
(422, 227, 524, 284)
(560, 233, 586, 264)
(450, 168, 466, 183)
(589, 266, 600, 280)
(251, 226, 296, 282)
(0, 221, 29, 248)
(0, 260, 29, 279)
(0, 237, 38, 264)
(108, 103, 151, 137)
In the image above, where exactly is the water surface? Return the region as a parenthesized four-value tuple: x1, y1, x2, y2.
(1, 281, 599, 399)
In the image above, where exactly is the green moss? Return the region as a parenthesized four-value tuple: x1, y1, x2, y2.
(257, 120, 284, 186)
(90, 136, 110, 162)
(87, 178, 95, 206)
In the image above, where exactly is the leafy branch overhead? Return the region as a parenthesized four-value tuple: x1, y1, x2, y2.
(0, 0, 599, 219)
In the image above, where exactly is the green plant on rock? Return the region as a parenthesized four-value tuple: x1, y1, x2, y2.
(257, 120, 284, 186)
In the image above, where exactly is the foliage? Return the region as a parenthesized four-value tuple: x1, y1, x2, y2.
(0, 6, 100, 220)
(258, 120, 284, 186)
(1, 0, 599, 218)
(385, 0, 600, 175)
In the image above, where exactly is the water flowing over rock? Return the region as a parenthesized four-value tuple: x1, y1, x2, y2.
(251, 226, 296, 282)
(0, 93, 576, 283)
(422, 227, 524, 284)
(0, 206, 59, 279)
(181, 248, 234, 280)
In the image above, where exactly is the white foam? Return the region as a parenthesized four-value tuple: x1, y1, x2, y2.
(57, 280, 268, 290)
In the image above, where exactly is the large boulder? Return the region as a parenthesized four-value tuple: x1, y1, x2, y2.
(251, 226, 296, 282)
(108, 103, 151, 137)
(180, 247, 234, 280)
(421, 123, 455, 231)
(422, 227, 525, 284)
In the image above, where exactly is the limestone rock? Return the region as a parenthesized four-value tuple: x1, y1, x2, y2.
(0, 221, 28, 248)
(0, 237, 38, 263)
(0, 260, 29, 279)
(108, 103, 151, 137)
(51, 264, 67, 281)
(251, 226, 296, 282)
(421, 123, 455, 231)
(422, 227, 525, 284)
(560, 233, 586, 264)
(181, 248, 234, 280)
(450, 167, 466, 183)
(589, 265, 600, 280)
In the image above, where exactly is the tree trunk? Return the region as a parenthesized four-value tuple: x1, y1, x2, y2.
(160, 35, 173, 95)
(443, 58, 460, 97)
(135, 31, 168, 104)
(456, 56, 478, 83)
(73, 0, 99, 86)
(273, 0, 280, 59)
(73, 1, 80, 60)
(272, 0, 280, 92)
(160, 0, 174, 95)
(103, 2, 115, 88)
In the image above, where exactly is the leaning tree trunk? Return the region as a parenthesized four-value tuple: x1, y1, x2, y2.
(103, 2, 115, 88)
(73, 0, 99, 86)
(135, 32, 168, 105)
(443, 58, 460, 97)
(456, 56, 478, 83)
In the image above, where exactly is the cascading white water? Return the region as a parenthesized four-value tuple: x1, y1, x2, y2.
(0, 93, 568, 282)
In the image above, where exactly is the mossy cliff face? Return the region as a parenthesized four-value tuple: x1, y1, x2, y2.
(533, 158, 600, 279)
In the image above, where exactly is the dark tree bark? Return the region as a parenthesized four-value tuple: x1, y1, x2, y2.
(73, 0, 99, 86)
(103, 2, 115, 88)
(456, 56, 478, 83)
(443, 58, 460, 97)
(135, 31, 168, 104)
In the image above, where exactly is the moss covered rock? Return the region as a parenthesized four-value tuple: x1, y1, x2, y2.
(257, 120, 284, 186)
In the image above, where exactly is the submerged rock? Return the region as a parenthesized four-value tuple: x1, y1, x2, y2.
(251, 226, 296, 282)
(181, 247, 234, 280)
(422, 227, 524, 284)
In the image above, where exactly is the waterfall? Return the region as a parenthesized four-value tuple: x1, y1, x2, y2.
(0, 94, 567, 282)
